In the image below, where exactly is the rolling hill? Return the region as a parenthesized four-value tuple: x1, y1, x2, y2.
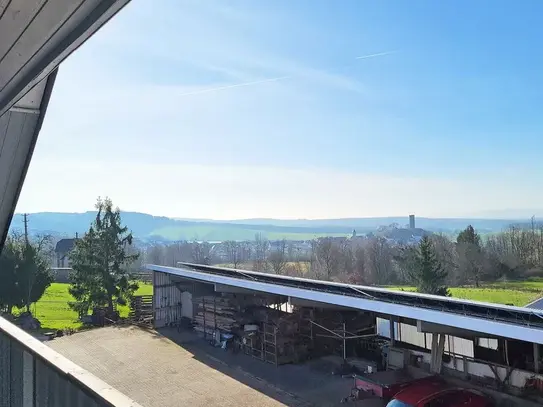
(9, 211, 530, 242)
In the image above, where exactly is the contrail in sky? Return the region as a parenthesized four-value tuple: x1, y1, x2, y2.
(355, 50, 398, 60)
(177, 76, 290, 97)
(178, 50, 397, 97)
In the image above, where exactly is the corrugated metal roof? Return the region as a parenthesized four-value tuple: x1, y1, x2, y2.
(146, 263, 543, 345)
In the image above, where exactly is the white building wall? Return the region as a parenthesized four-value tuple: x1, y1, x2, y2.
(181, 291, 193, 319)
(410, 348, 543, 389)
(377, 317, 400, 340)
(153, 271, 182, 328)
(376, 317, 474, 358)
(376, 318, 543, 389)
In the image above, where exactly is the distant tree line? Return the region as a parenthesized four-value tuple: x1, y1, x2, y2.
(143, 221, 543, 297)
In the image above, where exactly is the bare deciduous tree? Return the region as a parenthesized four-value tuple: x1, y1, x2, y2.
(145, 244, 164, 265)
(430, 234, 458, 285)
(365, 237, 394, 285)
(191, 242, 211, 264)
(224, 240, 241, 268)
(268, 239, 288, 274)
(314, 237, 341, 280)
(253, 233, 269, 272)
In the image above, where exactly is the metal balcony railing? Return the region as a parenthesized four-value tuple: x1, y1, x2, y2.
(0, 316, 140, 407)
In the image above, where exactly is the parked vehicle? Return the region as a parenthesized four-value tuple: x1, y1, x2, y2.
(386, 380, 493, 407)
(353, 368, 439, 401)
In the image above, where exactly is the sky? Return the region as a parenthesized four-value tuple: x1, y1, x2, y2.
(15, 0, 543, 220)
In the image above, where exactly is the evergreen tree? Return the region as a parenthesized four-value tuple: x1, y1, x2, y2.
(18, 243, 54, 312)
(69, 197, 139, 317)
(0, 239, 20, 313)
(408, 236, 450, 296)
(0, 234, 53, 314)
(457, 225, 481, 246)
(456, 225, 484, 286)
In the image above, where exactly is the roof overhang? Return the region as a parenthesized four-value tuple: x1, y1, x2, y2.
(147, 263, 543, 345)
(0, 0, 131, 116)
(0, 72, 57, 249)
(0, 0, 131, 250)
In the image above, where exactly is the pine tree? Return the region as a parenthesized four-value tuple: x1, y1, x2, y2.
(18, 243, 54, 312)
(408, 236, 450, 296)
(456, 225, 484, 287)
(0, 239, 20, 313)
(457, 225, 481, 246)
(0, 234, 53, 314)
(69, 197, 139, 317)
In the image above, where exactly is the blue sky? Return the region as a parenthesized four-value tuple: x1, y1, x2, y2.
(16, 0, 543, 219)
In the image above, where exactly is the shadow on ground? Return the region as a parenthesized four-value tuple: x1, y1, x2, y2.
(156, 327, 383, 407)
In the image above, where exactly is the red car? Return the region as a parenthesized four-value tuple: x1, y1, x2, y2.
(386, 380, 493, 407)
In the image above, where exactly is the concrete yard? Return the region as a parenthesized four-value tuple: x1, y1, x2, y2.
(48, 326, 382, 407)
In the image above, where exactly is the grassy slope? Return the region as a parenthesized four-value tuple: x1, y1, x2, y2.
(26, 283, 153, 331)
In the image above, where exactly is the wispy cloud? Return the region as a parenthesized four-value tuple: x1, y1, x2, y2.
(169, 49, 398, 98)
(88, 1, 369, 94)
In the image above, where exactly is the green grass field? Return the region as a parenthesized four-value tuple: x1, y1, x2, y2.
(388, 280, 543, 307)
(22, 278, 543, 331)
(24, 282, 153, 331)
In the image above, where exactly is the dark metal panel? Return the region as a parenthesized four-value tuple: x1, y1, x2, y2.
(0, 0, 13, 18)
(0, 71, 56, 251)
(0, 111, 30, 185)
(0, 0, 131, 252)
(0, 0, 84, 92)
(46, 369, 60, 407)
(0, 1, 47, 62)
(35, 359, 64, 407)
(9, 342, 24, 407)
(1, 316, 142, 406)
(0, 0, 131, 116)
(0, 111, 35, 239)
(34, 359, 50, 407)
(0, 106, 9, 147)
(0, 332, 11, 407)
(22, 351, 34, 407)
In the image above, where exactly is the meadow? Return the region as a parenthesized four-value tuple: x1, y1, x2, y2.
(25, 278, 543, 331)
(24, 282, 153, 331)
(388, 278, 543, 307)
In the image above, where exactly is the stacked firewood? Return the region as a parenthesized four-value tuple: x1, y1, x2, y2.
(193, 295, 239, 335)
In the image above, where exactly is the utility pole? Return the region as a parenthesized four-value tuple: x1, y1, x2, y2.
(23, 213, 29, 245)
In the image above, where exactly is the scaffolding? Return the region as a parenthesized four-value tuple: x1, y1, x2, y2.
(310, 320, 376, 362)
(264, 323, 277, 365)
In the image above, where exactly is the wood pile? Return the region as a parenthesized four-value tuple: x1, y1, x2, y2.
(128, 295, 153, 327)
(193, 295, 239, 335)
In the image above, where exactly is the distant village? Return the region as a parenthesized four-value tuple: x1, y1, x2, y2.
(51, 215, 430, 285)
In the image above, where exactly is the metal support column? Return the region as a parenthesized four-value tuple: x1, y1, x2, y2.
(534, 343, 540, 373)
(430, 333, 446, 374)
(389, 317, 396, 347)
